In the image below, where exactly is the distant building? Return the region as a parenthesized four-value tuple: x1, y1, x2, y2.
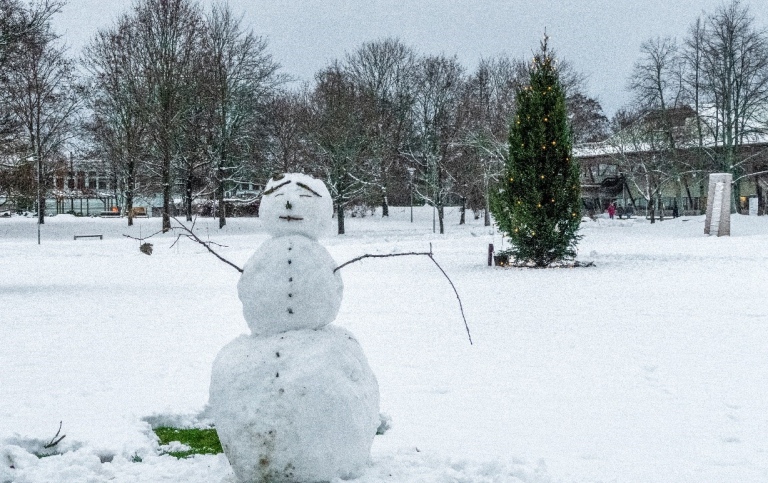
(574, 106, 768, 217)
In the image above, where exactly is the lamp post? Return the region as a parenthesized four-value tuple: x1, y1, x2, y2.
(406, 167, 415, 223)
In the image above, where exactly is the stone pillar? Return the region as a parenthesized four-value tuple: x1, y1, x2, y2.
(704, 173, 732, 236)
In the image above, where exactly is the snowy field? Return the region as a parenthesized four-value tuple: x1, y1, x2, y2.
(1, 207, 767, 483)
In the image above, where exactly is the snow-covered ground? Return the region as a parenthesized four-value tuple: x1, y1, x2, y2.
(1, 208, 767, 483)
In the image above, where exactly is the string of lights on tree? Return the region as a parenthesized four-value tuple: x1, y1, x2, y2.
(490, 34, 582, 267)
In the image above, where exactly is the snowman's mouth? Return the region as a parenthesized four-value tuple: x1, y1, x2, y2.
(279, 216, 303, 222)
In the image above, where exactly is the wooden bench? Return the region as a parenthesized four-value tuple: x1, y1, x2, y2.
(74, 234, 103, 240)
(130, 207, 148, 218)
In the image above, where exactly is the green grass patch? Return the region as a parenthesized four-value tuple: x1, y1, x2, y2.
(153, 427, 222, 459)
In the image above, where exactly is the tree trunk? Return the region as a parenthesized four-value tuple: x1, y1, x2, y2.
(37, 153, 44, 225)
(162, 148, 171, 232)
(218, 196, 226, 229)
(126, 158, 135, 227)
(185, 175, 193, 222)
(438, 204, 444, 234)
(757, 177, 764, 216)
(217, 164, 226, 229)
(684, 178, 695, 215)
(336, 203, 345, 235)
(459, 197, 466, 225)
(732, 181, 741, 214)
(658, 196, 664, 221)
(380, 165, 389, 217)
(484, 187, 491, 226)
(381, 194, 389, 217)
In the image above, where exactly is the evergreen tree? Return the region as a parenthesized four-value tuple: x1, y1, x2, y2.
(491, 36, 581, 267)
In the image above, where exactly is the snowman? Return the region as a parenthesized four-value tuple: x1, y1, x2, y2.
(209, 173, 380, 483)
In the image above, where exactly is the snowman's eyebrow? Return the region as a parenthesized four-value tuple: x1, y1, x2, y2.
(262, 180, 291, 196)
(296, 182, 322, 197)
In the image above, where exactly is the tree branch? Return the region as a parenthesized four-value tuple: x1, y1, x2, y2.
(333, 251, 432, 272)
(171, 217, 243, 273)
(122, 229, 164, 242)
(123, 224, 472, 345)
(122, 218, 244, 273)
(335, 247, 473, 345)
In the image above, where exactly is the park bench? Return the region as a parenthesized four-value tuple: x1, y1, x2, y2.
(74, 234, 103, 240)
(130, 207, 148, 217)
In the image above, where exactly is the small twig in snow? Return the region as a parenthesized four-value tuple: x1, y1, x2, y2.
(43, 421, 66, 449)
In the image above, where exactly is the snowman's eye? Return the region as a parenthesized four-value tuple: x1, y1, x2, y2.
(296, 182, 322, 197)
(263, 180, 291, 196)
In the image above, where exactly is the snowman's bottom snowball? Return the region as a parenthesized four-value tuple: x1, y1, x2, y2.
(209, 326, 380, 483)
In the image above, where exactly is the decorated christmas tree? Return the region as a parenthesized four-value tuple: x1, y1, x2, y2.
(491, 36, 582, 267)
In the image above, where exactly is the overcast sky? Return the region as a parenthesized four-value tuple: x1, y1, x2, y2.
(53, 0, 768, 117)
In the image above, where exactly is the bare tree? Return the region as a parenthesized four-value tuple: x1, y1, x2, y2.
(0, 0, 61, 72)
(407, 54, 465, 234)
(264, 88, 312, 174)
(682, 17, 710, 148)
(630, 37, 685, 146)
(625, 36, 693, 221)
(344, 37, 417, 217)
(458, 56, 521, 225)
(83, 16, 150, 226)
(568, 92, 609, 144)
(308, 64, 373, 234)
(1, 1, 51, 143)
(0, 0, 62, 185)
(2, 15, 80, 224)
(700, 0, 768, 211)
(131, 0, 202, 232)
(201, 2, 283, 228)
(606, 109, 678, 222)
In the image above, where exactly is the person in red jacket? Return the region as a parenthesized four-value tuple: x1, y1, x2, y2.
(607, 201, 616, 219)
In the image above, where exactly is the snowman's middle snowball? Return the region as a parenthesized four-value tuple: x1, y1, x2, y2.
(238, 235, 343, 336)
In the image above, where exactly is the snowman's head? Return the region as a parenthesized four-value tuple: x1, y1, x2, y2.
(259, 173, 333, 239)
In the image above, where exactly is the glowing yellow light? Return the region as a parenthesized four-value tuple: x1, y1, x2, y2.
(540, 175, 545, 179)
(552, 141, 556, 146)
(537, 203, 541, 208)
(544, 117, 548, 122)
